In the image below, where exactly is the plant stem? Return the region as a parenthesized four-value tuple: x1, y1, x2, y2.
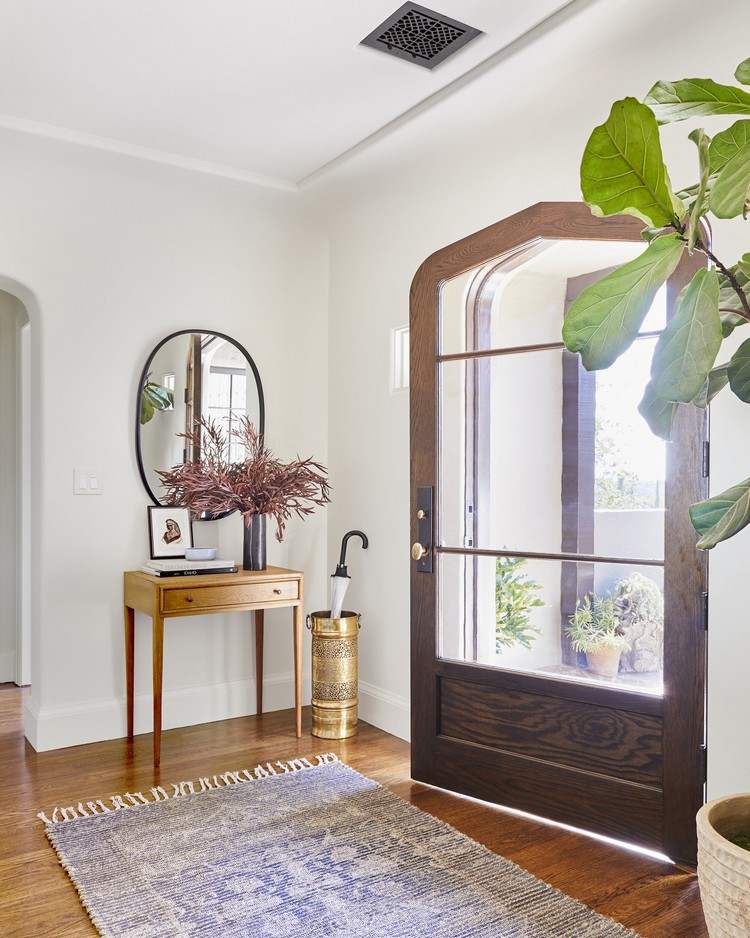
(673, 222, 750, 320)
(703, 245, 750, 320)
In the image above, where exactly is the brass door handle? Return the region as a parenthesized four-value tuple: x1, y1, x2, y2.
(411, 542, 429, 561)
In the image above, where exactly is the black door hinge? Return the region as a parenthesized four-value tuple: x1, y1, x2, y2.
(702, 440, 710, 478)
(700, 745, 708, 783)
(702, 591, 709, 631)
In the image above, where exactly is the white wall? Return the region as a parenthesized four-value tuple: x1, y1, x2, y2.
(0, 291, 26, 682)
(310, 0, 750, 794)
(0, 130, 329, 750)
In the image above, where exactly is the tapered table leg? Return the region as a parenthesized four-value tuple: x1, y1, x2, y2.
(293, 605, 302, 737)
(255, 610, 264, 715)
(152, 614, 164, 767)
(124, 605, 135, 739)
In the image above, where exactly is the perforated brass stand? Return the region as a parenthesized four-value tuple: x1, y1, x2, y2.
(307, 611, 360, 739)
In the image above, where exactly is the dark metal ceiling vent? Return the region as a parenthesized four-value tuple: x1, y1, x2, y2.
(360, 3, 482, 70)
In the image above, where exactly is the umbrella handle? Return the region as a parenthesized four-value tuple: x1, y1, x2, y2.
(338, 530, 369, 567)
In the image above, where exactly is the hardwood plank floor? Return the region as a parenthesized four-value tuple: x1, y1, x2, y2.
(0, 684, 707, 936)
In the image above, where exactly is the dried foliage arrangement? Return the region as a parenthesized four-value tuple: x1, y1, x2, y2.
(156, 418, 331, 540)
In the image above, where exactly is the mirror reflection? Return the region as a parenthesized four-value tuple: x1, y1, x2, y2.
(137, 331, 263, 510)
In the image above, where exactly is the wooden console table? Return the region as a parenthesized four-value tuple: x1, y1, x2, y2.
(124, 566, 304, 766)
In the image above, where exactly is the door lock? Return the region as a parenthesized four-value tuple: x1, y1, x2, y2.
(414, 486, 434, 573)
(411, 542, 429, 561)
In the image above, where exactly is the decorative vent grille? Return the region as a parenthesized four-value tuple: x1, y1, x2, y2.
(360, 3, 481, 70)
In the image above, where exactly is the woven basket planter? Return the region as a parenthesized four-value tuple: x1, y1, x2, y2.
(697, 794, 750, 937)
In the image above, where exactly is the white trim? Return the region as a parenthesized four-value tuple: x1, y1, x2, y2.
(16, 318, 31, 686)
(359, 680, 410, 741)
(26, 671, 311, 752)
(0, 1, 597, 193)
(0, 114, 298, 193)
(26, 674, 410, 751)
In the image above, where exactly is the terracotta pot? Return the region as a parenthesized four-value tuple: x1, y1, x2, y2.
(585, 645, 622, 678)
(698, 794, 750, 936)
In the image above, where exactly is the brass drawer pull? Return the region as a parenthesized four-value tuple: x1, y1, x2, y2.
(185, 595, 194, 603)
(273, 588, 282, 595)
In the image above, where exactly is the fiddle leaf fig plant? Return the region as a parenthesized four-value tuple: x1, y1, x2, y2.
(563, 57, 750, 550)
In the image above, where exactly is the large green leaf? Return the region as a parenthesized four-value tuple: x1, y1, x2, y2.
(687, 128, 711, 250)
(651, 268, 721, 402)
(140, 396, 155, 425)
(562, 234, 685, 370)
(645, 78, 750, 123)
(728, 337, 750, 401)
(690, 478, 750, 549)
(709, 120, 750, 173)
(692, 363, 730, 408)
(580, 97, 681, 228)
(638, 381, 677, 441)
(736, 58, 750, 86)
(710, 140, 750, 218)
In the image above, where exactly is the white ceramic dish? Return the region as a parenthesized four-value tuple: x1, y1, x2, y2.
(185, 547, 218, 561)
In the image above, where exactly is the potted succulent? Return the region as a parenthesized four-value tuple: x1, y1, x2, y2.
(156, 417, 330, 570)
(566, 595, 629, 679)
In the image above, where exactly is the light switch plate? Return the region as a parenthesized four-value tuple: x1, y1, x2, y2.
(74, 467, 102, 495)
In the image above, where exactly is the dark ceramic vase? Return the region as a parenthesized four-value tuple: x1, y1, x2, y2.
(242, 514, 267, 571)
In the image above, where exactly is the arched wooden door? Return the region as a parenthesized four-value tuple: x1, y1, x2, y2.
(409, 202, 707, 866)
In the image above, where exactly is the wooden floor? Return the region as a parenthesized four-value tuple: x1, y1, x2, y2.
(0, 684, 707, 937)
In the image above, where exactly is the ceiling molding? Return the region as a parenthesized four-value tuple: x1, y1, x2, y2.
(0, 0, 596, 194)
(297, 0, 597, 188)
(0, 113, 298, 192)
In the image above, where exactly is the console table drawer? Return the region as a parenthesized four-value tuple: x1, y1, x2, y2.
(162, 580, 299, 612)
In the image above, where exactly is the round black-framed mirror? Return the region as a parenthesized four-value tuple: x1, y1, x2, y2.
(135, 329, 265, 519)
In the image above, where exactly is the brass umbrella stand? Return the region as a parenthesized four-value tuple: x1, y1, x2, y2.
(308, 531, 368, 740)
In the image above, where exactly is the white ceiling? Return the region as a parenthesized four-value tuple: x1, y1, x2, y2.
(0, 1, 573, 189)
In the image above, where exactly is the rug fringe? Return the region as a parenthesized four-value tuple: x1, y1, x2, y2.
(37, 752, 339, 826)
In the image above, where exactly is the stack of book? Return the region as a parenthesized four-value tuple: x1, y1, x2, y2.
(142, 559, 238, 578)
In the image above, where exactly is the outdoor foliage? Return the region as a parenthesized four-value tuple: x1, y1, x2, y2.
(595, 417, 655, 509)
(495, 555, 544, 651)
(562, 56, 750, 549)
(566, 594, 629, 654)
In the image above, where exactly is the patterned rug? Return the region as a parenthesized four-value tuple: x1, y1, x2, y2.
(39, 754, 638, 937)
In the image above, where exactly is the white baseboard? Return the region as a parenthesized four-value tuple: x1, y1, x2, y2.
(26, 673, 410, 752)
(0, 650, 16, 683)
(27, 671, 311, 752)
(359, 680, 410, 741)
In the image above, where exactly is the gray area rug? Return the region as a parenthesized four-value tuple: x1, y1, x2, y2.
(40, 753, 639, 937)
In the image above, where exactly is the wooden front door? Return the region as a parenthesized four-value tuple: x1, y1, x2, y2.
(409, 202, 707, 866)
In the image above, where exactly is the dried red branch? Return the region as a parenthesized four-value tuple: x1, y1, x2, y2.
(156, 418, 331, 541)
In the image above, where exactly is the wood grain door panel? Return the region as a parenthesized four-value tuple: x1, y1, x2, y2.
(428, 736, 663, 850)
(410, 202, 708, 866)
(438, 677, 662, 785)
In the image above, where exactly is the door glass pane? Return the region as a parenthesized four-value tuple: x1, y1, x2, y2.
(439, 239, 664, 354)
(439, 337, 666, 558)
(439, 553, 664, 695)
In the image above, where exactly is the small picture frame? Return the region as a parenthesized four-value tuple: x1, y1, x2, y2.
(147, 506, 194, 559)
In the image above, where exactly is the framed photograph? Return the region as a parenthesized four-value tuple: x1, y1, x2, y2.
(147, 506, 193, 559)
